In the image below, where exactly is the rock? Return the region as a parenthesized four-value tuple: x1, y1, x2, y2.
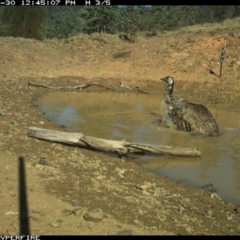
(73, 208, 83, 216)
(4, 211, 18, 215)
(9, 191, 16, 197)
(39, 121, 45, 125)
(38, 159, 53, 167)
(118, 173, 124, 179)
(133, 219, 139, 224)
(144, 181, 153, 188)
(142, 190, 151, 196)
(201, 183, 217, 192)
(206, 209, 213, 217)
(84, 209, 106, 222)
(51, 223, 60, 228)
(210, 193, 221, 200)
(96, 175, 106, 180)
(227, 214, 233, 221)
(62, 209, 72, 216)
(186, 226, 193, 233)
(136, 184, 148, 190)
(0, 112, 6, 117)
(178, 205, 185, 214)
(71, 201, 80, 207)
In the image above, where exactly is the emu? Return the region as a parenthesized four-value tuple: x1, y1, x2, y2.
(160, 76, 219, 137)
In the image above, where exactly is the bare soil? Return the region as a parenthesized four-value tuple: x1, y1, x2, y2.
(1, 25, 240, 235)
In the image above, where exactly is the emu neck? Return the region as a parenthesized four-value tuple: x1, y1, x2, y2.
(164, 83, 174, 104)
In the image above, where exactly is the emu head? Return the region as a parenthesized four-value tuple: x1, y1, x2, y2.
(160, 76, 174, 85)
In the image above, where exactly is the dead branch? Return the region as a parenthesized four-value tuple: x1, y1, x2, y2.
(28, 76, 149, 94)
(74, 76, 124, 92)
(120, 78, 149, 94)
(27, 127, 201, 158)
(28, 76, 125, 92)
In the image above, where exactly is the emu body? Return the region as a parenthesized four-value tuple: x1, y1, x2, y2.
(160, 76, 219, 137)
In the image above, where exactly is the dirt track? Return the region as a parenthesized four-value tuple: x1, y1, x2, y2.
(0, 26, 240, 235)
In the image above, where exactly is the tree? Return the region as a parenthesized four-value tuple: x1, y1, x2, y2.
(79, 6, 120, 34)
(119, 6, 141, 42)
(1, 6, 45, 40)
(138, 6, 157, 31)
(43, 6, 83, 39)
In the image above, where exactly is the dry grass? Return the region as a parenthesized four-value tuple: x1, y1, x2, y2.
(158, 17, 240, 37)
(2, 17, 239, 60)
(112, 51, 131, 59)
(66, 33, 122, 46)
(31, 17, 240, 50)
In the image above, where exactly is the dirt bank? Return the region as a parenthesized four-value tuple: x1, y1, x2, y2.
(0, 23, 240, 235)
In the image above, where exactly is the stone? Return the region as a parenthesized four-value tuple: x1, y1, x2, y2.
(210, 193, 221, 200)
(186, 226, 193, 233)
(38, 159, 53, 167)
(206, 209, 213, 217)
(136, 184, 148, 190)
(71, 201, 80, 207)
(201, 183, 216, 192)
(133, 219, 139, 224)
(51, 223, 60, 228)
(73, 208, 83, 216)
(142, 190, 151, 196)
(84, 209, 106, 222)
(62, 209, 72, 216)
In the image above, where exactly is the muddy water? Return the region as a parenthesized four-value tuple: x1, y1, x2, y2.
(36, 91, 240, 205)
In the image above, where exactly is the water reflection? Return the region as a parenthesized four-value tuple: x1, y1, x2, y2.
(36, 91, 240, 205)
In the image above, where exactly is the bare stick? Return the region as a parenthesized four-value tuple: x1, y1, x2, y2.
(74, 76, 124, 92)
(120, 78, 149, 94)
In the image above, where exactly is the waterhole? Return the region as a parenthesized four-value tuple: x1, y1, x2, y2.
(36, 91, 240, 205)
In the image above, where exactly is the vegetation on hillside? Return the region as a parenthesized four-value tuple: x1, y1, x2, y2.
(0, 5, 240, 41)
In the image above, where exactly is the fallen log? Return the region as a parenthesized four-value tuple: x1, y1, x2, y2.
(27, 127, 201, 158)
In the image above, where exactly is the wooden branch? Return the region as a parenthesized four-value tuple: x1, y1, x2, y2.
(120, 78, 149, 94)
(28, 76, 149, 94)
(27, 127, 201, 158)
(28, 76, 125, 92)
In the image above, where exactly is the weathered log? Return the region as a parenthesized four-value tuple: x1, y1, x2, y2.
(27, 127, 201, 158)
